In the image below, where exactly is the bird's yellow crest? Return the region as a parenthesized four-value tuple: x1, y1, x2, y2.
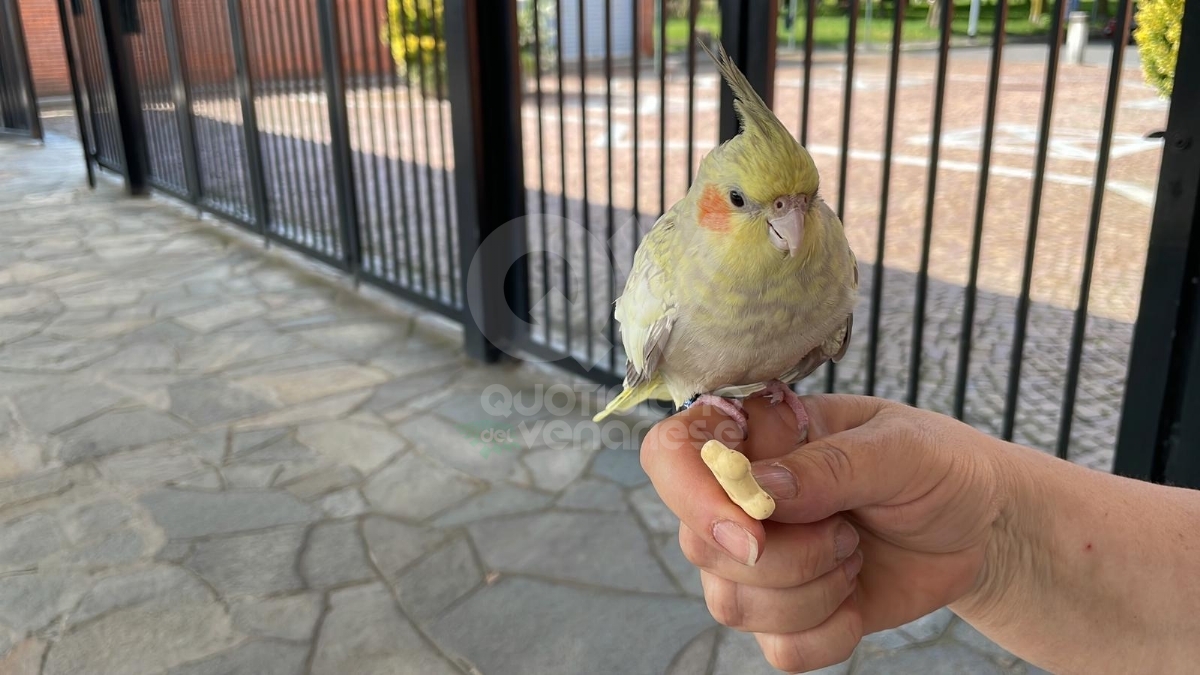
(696, 41, 819, 210)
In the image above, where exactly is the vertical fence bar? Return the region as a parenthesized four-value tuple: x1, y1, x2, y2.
(577, 0, 594, 365)
(307, 9, 337, 255)
(1055, 0, 1133, 460)
(1002, 0, 1067, 440)
(718, 0, 776, 143)
(631, 0, 640, 254)
(382, 4, 417, 289)
(282, 3, 319, 243)
(349, 0, 377, 272)
(194, 4, 234, 211)
(159, 0, 199, 201)
(864, 0, 905, 397)
(953, 0, 1007, 421)
(532, 0, 550, 339)
(799, 0, 815, 146)
(1114, 0, 1200, 485)
(3, 0, 43, 139)
(0, 1, 16, 130)
(684, 0, 696, 185)
(55, 0, 95, 186)
(258, 0, 298, 238)
(826, 0, 859, 394)
(1164, 285, 1200, 487)
(398, 6, 428, 292)
(226, 0, 269, 230)
(82, 0, 115, 168)
(657, 0, 665, 217)
(444, 0, 528, 362)
(605, 0, 617, 372)
(96, 0, 149, 193)
(368, 0, 395, 281)
(555, 0, 572, 353)
(364, 1, 388, 278)
(316, 0, 361, 273)
(428, 4, 456, 304)
(414, 1, 442, 297)
(906, 0, 951, 407)
(717, 0, 745, 142)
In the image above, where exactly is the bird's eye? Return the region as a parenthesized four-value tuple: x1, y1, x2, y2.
(729, 191, 745, 208)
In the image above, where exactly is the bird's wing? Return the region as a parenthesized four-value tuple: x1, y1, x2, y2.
(828, 245, 858, 365)
(777, 243, 858, 386)
(788, 313, 854, 378)
(615, 212, 678, 389)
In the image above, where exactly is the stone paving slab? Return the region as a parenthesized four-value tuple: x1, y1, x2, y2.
(0, 134, 1050, 673)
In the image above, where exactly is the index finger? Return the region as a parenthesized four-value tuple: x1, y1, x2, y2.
(728, 394, 893, 464)
(641, 403, 766, 566)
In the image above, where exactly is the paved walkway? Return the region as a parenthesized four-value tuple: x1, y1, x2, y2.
(0, 135, 1049, 674)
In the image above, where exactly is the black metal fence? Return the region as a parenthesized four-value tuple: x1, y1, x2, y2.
(0, 0, 41, 138)
(45, 0, 1200, 479)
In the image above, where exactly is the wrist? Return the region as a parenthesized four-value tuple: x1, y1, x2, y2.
(949, 439, 1052, 626)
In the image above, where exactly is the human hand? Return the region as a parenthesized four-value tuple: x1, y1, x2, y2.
(641, 394, 1011, 672)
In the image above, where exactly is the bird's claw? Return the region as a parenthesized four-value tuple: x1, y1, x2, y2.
(683, 394, 749, 438)
(758, 380, 809, 442)
(681, 383, 808, 442)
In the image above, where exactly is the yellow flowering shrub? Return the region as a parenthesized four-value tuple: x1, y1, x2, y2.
(1134, 0, 1183, 98)
(383, 0, 447, 98)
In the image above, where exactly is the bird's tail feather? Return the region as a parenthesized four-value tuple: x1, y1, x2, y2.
(593, 380, 664, 423)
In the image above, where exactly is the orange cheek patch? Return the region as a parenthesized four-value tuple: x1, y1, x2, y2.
(698, 185, 731, 232)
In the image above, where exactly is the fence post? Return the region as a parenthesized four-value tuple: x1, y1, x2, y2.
(315, 0, 361, 274)
(717, 0, 777, 143)
(443, 0, 528, 363)
(54, 0, 94, 185)
(94, 0, 148, 194)
(160, 0, 201, 202)
(1, 0, 43, 139)
(1114, 0, 1200, 487)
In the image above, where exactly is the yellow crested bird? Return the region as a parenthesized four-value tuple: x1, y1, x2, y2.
(593, 42, 858, 436)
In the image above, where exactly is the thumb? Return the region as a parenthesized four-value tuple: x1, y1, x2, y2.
(750, 419, 922, 524)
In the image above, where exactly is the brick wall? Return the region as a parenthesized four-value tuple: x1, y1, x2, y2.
(14, 0, 397, 99)
(17, 0, 70, 98)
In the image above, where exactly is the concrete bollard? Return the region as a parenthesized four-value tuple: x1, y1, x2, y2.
(1066, 12, 1089, 65)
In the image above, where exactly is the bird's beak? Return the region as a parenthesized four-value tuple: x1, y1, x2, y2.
(767, 195, 807, 257)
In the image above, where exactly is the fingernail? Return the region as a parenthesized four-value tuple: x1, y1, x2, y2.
(844, 550, 864, 581)
(834, 522, 859, 561)
(712, 520, 759, 566)
(751, 462, 797, 499)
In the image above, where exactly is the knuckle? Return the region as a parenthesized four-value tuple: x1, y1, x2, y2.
(762, 635, 810, 673)
(835, 613, 865, 662)
(703, 580, 744, 628)
(811, 441, 855, 489)
(677, 526, 710, 567)
(819, 567, 853, 616)
(791, 531, 831, 584)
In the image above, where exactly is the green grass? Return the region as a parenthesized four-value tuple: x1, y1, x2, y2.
(663, 0, 1103, 52)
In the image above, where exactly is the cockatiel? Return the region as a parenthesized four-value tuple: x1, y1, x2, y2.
(593, 42, 858, 437)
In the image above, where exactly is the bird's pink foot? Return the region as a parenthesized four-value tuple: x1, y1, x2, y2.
(760, 380, 809, 442)
(688, 394, 748, 437)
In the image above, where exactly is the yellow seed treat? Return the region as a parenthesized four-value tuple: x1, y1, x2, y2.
(700, 440, 775, 520)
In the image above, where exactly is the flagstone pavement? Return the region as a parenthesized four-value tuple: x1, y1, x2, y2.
(0, 135, 1051, 674)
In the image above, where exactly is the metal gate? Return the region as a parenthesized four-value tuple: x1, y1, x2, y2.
(52, 0, 1200, 481)
(0, 0, 41, 138)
